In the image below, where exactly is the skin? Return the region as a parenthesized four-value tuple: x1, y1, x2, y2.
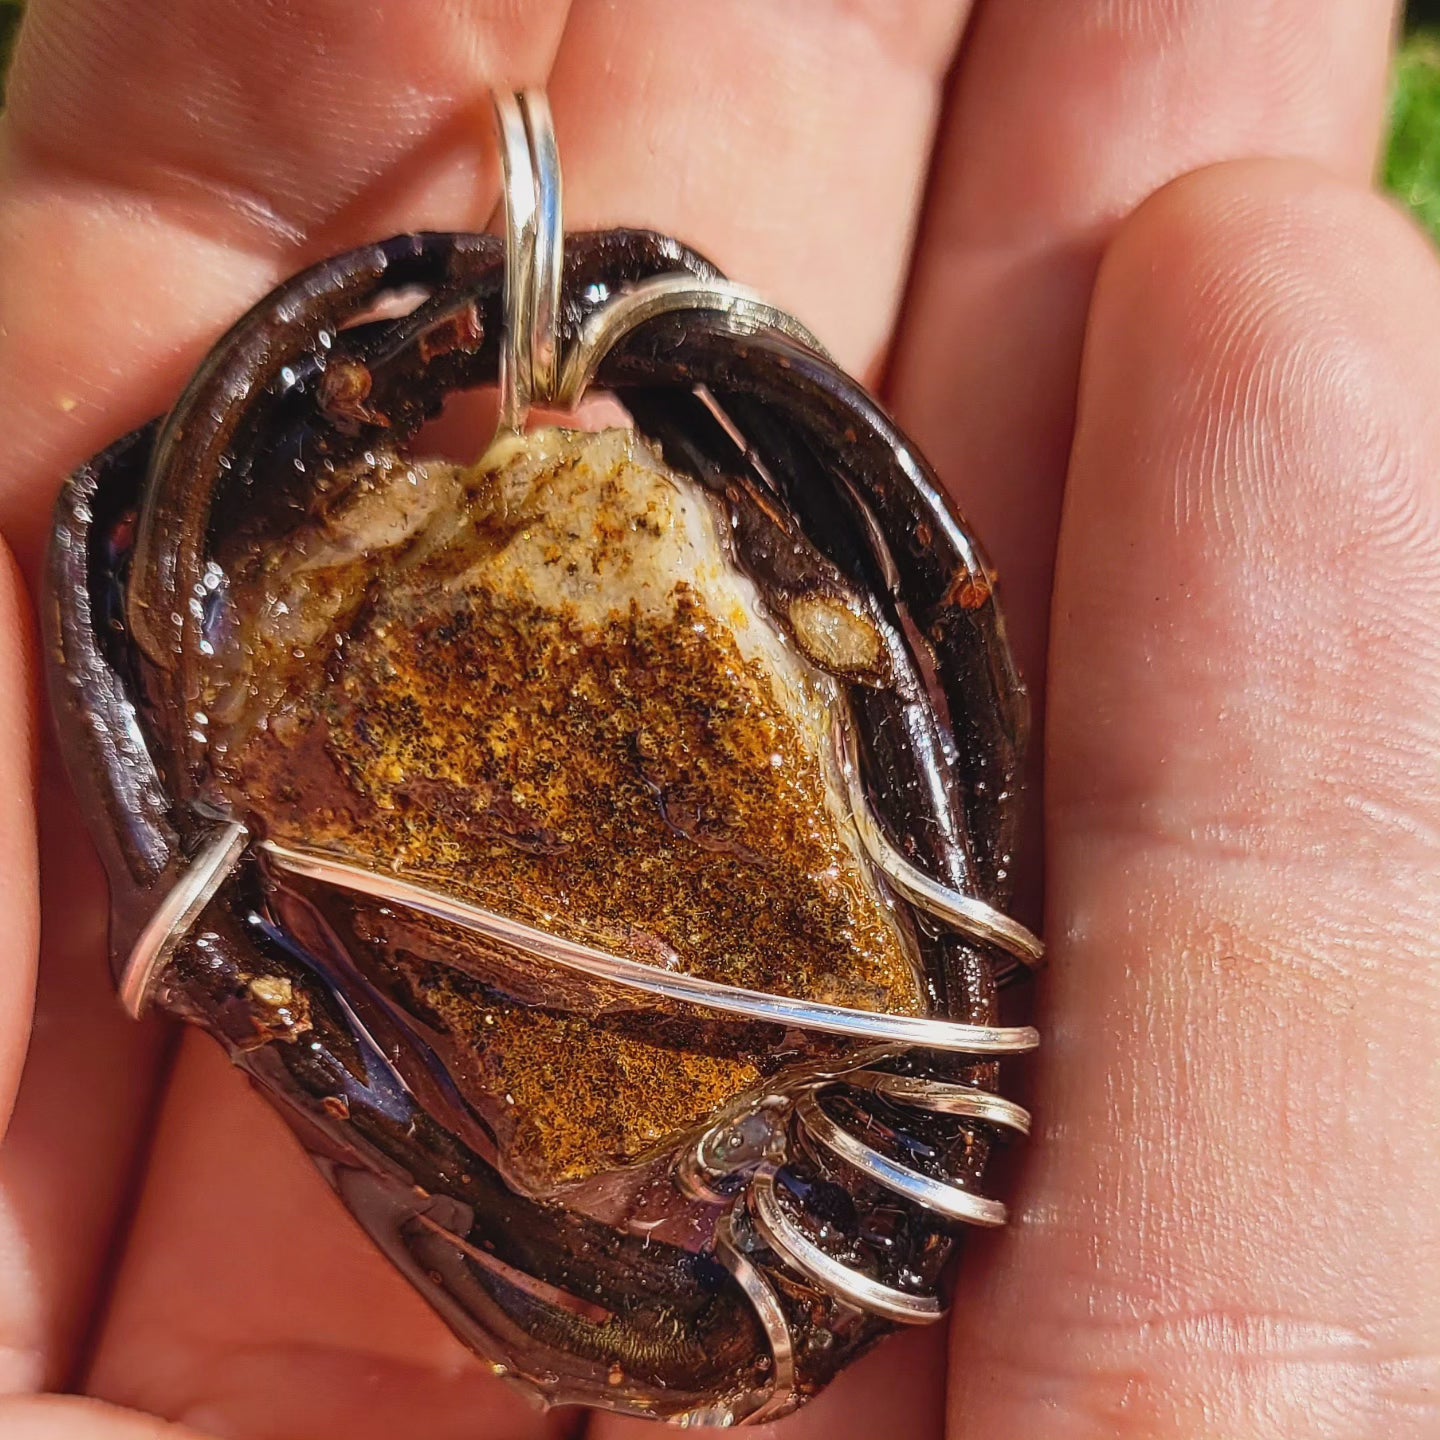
(0, 0, 1435, 1436)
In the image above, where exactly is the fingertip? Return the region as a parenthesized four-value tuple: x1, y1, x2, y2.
(1055, 157, 1440, 833)
(0, 533, 38, 1128)
(1083, 156, 1440, 504)
(1092, 156, 1440, 393)
(0, 1393, 208, 1438)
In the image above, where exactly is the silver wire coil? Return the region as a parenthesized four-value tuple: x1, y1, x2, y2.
(122, 815, 1038, 1406)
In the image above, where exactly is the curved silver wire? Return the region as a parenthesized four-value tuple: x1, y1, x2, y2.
(118, 820, 249, 1018)
(748, 1167, 942, 1325)
(843, 759, 1043, 971)
(714, 1213, 797, 1422)
(115, 818, 1037, 1338)
(840, 1072, 1031, 1135)
(555, 275, 829, 410)
(491, 92, 533, 432)
(793, 1089, 1007, 1228)
(261, 840, 1039, 1056)
(524, 94, 562, 403)
(492, 89, 562, 431)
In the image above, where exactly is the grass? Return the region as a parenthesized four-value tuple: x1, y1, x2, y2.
(0, 1, 19, 107)
(1389, 29, 1440, 241)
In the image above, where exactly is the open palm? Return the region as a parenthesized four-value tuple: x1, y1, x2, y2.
(0, 3, 1436, 1438)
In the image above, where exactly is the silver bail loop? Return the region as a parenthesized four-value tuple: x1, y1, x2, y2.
(492, 89, 563, 434)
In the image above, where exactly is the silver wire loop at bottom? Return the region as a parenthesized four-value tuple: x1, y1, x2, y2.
(749, 1166, 943, 1326)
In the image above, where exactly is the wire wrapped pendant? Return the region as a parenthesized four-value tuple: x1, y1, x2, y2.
(44, 92, 1041, 1424)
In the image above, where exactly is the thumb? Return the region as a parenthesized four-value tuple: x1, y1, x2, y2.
(0, 536, 38, 1131)
(2, 1395, 208, 1438)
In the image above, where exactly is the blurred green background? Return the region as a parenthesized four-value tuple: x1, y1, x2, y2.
(0, 1, 1438, 242)
(0, 1, 18, 95)
(1390, 9, 1440, 238)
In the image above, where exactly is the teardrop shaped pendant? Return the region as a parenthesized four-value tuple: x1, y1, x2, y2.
(45, 91, 1041, 1425)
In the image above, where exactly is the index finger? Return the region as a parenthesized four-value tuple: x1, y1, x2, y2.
(0, 0, 572, 568)
(0, 0, 570, 1393)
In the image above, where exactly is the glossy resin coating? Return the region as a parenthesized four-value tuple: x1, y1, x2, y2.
(45, 230, 1031, 1424)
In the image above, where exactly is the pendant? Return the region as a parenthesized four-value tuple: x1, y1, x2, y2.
(44, 91, 1041, 1425)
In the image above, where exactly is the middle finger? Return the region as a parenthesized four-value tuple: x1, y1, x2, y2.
(552, 0, 975, 377)
(83, 4, 979, 1436)
(889, 0, 1398, 692)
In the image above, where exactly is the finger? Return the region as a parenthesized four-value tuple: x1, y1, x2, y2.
(0, 0, 571, 570)
(86, 1036, 577, 1440)
(0, 0, 568, 1394)
(0, 543, 38, 1126)
(889, 0, 1398, 692)
(0, 536, 45, 1397)
(1, 1393, 209, 1439)
(7, 0, 569, 243)
(0, 778, 169, 1394)
(550, 0, 972, 376)
(949, 159, 1440, 1437)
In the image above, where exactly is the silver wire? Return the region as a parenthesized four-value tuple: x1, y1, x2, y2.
(261, 840, 1039, 1057)
(840, 1072, 1032, 1135)
(555, 274, 829, 409)
(118, 820, 249, 1019)
(492, 89, 563, 431)
(843, 757, 1043, 970)
(714, 1213, 798, 1422)
(748, 1166, 943, 1325)
(793, 1089, 1007, 1228)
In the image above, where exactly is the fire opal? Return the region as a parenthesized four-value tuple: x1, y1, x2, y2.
(200, 427, 923, 1193)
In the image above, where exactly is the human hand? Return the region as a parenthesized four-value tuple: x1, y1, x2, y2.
(0, 2, 1432, 1438)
